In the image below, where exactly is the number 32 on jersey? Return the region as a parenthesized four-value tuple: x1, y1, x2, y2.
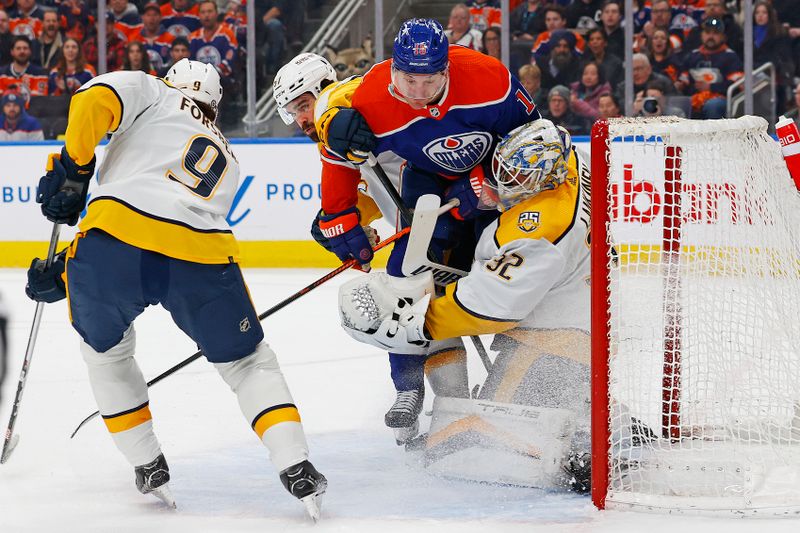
(167, 134, 229, 199)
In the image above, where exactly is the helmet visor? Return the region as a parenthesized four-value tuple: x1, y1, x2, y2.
(390, 67, 447, 105)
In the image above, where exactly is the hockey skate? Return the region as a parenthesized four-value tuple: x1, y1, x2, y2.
(560, 451, 591, 494)
(134, 453, 176, 508)
(385, 387, 424, 445)
(280, 460, 327, 522)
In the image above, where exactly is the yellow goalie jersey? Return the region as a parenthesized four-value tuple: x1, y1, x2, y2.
(425, 148, 591, 340)
(69, 71, 240, 264)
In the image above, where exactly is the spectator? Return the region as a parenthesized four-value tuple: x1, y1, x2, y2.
(467, 0, 501, 33)
(83, 13, 127, 73)
(0, 90, 43, 140)
(161, 0, 201, 38)
(570, 60, 611, 122)
(600, 0, 625, 60)
(0, 10, 13, 65)
(8, 0, 44, 40)
(541, 84, 589, 135)
(597, 91, 622, 119)
(58, 0, 95, 43)
(773, 0, 800, 67)
(567, 0, 603, 31)
(633, 78, 686, 117)
(34, 10, 62, 70)
(48, 37, 94, 95)
(482, 26, 502, 61)
(0, 36, 48, 98)
(683, 0, 743, 58)
(224, 0, 247, 46)
(259, 1, 288, 76)
(532, 4, 584, 60)
(617, 53, 674, 103)
(109, 0, 142, 41)
(535, 30, 581, 91)
(123, 41, 156, 75)
(752, 0, 794, 115)
(129, 2, 176, 73)
(679, 18, 743, 119)
(637, 0, 684, 55)
(646, 28, 681, 84)
(518, 63, 545, 105)
(584, 27, 623, 88)
(511, 0, 546, 41)
(189, 1, 237, 79)
(158, 35, 190, 76)
(446, 3, 483, 51)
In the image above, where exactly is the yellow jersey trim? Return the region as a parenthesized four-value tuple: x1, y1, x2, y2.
(426, 283, 519, 340)
(67, 84, 124, 165)
(79, 197, 240, 264)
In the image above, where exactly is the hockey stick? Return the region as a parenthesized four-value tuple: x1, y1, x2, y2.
(366, 157, 493, 373)
(69, 227, 411, 439)
(1, 223, 61, 464)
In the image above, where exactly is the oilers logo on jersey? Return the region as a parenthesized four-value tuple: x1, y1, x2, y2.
(196, 45, 223, 67)
(518, 211, 540, 233)
(423, 131, 492, 173)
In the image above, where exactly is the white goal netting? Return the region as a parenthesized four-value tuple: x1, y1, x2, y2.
(596, 116, 800, 514)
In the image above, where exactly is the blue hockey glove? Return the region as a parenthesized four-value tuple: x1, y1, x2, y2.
(444, 166, 486, 220)
(310, 209, 334, 253)
(318, 206, 374, 266)
(37, 146, 96, 226)
(325, 108, 376, 163)
(25, 252, 67, 304)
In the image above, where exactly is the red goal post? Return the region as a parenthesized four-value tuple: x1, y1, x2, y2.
(590, 116, 800, 515)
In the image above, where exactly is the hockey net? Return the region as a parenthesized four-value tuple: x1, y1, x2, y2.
(590, 116, 800, 514)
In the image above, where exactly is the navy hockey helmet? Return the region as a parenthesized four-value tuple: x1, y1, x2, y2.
(392, 18, 449, 74)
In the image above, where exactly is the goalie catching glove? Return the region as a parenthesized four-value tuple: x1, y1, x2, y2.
(338, 271, 434, 354)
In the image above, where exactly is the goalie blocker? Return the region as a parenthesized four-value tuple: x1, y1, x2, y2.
(338, 119, 592, 490)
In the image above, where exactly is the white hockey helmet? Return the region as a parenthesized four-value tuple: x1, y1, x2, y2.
(165, 58, 223, 118)
(273, 53, 337, 125)
(482, 119, 572, 211)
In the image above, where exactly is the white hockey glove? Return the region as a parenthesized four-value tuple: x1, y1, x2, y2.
(339, 271, 433, 354)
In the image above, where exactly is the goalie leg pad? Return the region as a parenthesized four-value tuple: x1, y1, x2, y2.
(81, 326, 162, 467)
(215, 342, 309, 472)
(424, 339, 469, 398)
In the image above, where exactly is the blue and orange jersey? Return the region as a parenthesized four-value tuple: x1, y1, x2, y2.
(9, 16, 43, 39)
(189, 24, 237, 77)
(0, 63, 49, 98)
(48, 65, 96, 96)
(111, 11, 142, 40)
(161, 3, 201, 38)
(680, 44, 743, 95)
(315, 46, 540, 212)
(58, 2, 95, 42)
(467, 1, 501, 32)
(128, 27, 176, 72)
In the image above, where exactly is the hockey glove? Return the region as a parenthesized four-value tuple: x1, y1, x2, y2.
(318, 206, 374, 266)
(25, 251, 67, 304)
(444, 165, 487, 220)
(37, 147, 96, 226)
(310, 209, 335, 253)
(323, 108, 376, 164)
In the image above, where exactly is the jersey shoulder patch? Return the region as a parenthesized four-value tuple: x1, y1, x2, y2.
(494, 150, 581, 247)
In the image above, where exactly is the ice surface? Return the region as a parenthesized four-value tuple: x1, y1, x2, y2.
(0, 269, 798, 532)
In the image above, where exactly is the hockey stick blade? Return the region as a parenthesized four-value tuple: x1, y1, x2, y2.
(69, 228, 411, 439)
(401, 194, 468, 285)
(0, 433, 19, 464)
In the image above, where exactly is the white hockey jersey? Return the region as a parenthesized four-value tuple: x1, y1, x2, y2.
(425, 148, 591, 339)
(74, 71, 240, 264)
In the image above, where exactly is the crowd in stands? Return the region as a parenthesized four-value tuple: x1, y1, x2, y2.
(448, 0, 800, 135)
(0, 0, 308, 137)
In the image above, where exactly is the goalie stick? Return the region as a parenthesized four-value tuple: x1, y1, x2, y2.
(2, 223, 61, 464)
(69, 227, 411, 439)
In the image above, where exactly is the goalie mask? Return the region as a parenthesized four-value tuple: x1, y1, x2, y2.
(481, 119, 572, 211)
(338, 272, 434, 355)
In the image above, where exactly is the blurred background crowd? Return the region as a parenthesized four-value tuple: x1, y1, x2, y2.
(0, 0, 797, 139)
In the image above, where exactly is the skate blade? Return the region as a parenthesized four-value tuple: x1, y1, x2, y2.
(393, 419, 420, 445)
(301, 491, 325, 523)
(149, 484, 177, 509)
(0, 434, 20, 464)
